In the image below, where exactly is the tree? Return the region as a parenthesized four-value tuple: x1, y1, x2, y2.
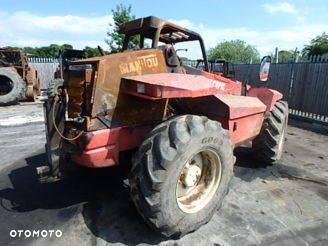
(275, 50, 298, 63)
(208, 40, 260, 64)
(105, 4, 139, 53)
(22, 44, 73, 57)
(22, 46, 36, 55)
(18, 44, 109, 58)
(84, 46, 104, 58)
(303, 32, 328, 56)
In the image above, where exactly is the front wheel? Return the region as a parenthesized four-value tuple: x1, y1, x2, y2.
(129, 115, 235, 238)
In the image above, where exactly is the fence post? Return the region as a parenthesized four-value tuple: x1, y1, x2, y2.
(275, 47, 279, 63)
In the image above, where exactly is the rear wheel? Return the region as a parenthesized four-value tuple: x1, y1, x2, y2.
(0, 68, 24, 106)
(253, 101, 288, 164)
(129, 115, 235, 237)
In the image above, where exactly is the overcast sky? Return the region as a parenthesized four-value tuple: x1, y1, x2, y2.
(0, 0, 327, 59)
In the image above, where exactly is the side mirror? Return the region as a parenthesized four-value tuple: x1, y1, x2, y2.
(259, 56, 271, 82)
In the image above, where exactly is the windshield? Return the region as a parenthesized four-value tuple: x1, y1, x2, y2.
(173, 40, 204, 64)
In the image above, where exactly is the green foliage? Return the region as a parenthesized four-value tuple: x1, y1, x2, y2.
(83, 46, 106, 58)
(22, 44, 73, 57)
(17, 44, 109, 58)
(303, 32, 328, 56)
(275, 50, 299, 63)
(208, 40, 260, 64)
(1, 46, 20, 49)
(105, 4, 139, 53)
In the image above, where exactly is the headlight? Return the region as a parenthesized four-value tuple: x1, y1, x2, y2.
(137, 83, 145, 94)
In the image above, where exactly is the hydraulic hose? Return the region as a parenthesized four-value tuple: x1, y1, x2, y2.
(51, 95, 83, 141)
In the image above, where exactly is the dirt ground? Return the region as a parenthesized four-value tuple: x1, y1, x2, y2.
(0, 102, 327, 246)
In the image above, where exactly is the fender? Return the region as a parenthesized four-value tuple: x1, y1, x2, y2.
(180, 94, 267, 146)
(247, 87, 283, 111)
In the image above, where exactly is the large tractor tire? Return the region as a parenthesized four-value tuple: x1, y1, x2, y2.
(253, 101, 289, 164)
(0, 68, 25, 106)
(129, 115, 235, 238)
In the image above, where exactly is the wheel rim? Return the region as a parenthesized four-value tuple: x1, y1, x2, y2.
(0, 75, 13, 96)
(176, 149, 222, 214)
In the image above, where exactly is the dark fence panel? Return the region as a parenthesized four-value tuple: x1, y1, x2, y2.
(26, 56, 328, 122)
(234, 63, 293, 101)
(289, 63, 328, 116)
(234, 62, 328, 121)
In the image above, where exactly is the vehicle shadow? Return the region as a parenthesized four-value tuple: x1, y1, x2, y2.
(0, 151, 92, 212)
(4, 146, 319, 245)
(233, 146, 277, 182)
(0, 149, 166, 245)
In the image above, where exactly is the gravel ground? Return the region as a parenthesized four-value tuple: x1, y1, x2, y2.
(0, 102, 45, 171)
(0, 103, 327, 246)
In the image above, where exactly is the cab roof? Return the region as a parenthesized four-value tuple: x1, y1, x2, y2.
(118, 16, 202, 44)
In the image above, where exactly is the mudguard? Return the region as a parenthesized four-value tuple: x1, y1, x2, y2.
(248, 87, 283, 111)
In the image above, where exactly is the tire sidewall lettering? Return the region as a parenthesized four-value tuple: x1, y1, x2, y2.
(201, 136, 220, 145)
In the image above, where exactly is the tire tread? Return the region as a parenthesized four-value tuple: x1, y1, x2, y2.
(129, 115, 234, 237)
(253, 101, 289, 164)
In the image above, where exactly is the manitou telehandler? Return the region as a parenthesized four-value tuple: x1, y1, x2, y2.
(42, 16, 288, 237)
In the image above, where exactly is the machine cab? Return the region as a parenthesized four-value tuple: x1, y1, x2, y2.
(119, 16, 210, 73)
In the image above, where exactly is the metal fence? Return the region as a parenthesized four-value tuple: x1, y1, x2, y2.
(183, 59, 328, 122)
(234, 62, 328, 122)
(27, 56, 328, 122)
(307, 54, 328, 63)
(183, 60, 198, 67)
(28, 57, 59, 89)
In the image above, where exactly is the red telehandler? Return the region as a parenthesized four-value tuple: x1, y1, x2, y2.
(42, 16, 288, 237)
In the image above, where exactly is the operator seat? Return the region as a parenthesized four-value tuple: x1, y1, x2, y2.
(158, 44, 183, 73)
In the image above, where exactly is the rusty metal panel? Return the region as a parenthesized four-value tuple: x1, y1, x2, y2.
(67, 70, 85, 118)
(85, 68, 93, 83)
(0, 48, 41, 100)
(91, 49, 168, 125)
(25, 68, 40, 100)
